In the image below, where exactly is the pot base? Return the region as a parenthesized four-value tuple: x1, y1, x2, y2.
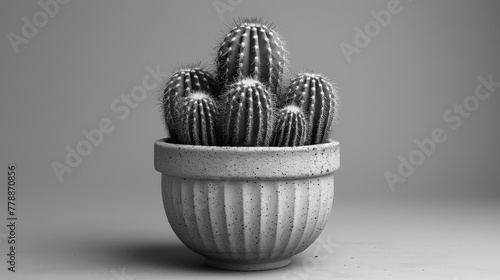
(205, 257, 292, 271)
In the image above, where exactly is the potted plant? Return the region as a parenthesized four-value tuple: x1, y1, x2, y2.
(154, 18, 340, 271)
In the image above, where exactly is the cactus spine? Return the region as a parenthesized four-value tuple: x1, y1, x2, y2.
(273, 105, 307, 147)
(162, 67, 217, 141)
(219, 78, 273, 146)
(178, 92, 218, 146)
(282, 73, 338, 145)
(216, 18, 286, 94)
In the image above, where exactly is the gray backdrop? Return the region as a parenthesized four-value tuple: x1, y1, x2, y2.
(1, 0, 499, 279)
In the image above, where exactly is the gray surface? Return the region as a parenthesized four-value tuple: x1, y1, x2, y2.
(5, 198, 500, 279)
(1, 0, 499, 279)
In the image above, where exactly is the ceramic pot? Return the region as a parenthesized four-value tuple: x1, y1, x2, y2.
(154, 138, 340, 271)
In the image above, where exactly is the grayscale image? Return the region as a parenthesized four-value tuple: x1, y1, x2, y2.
(1, 0, 499, 279)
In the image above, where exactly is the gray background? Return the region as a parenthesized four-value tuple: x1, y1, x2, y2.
(0, 0, 499, 279)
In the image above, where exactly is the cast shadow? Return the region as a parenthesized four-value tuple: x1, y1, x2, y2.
(54, 238, 305, 275)
(68, 240, 218, 273)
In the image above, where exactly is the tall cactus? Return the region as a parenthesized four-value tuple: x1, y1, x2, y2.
(162, 66, 217, 141)
(282, 73, 339, 145)
(219, 78, 274, 146)
(178, 92, 218, 146)
(216, 18, 287, 94)
(273, 105, 307, 147)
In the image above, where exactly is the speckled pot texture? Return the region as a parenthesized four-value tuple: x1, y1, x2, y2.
(154, 138, 340, 271)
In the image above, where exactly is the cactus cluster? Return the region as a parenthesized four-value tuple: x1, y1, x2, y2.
(161, 18, 339, 147)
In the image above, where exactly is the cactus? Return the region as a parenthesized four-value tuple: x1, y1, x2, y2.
(215, 18, 287, 94)
(282, 73, 338, 145)
(177, 92, 218, 146)
(160, 19, 340, 147)
(219, 78, 274, 146)
(161, 66, 217, 141)
(272, 105, 307, 147)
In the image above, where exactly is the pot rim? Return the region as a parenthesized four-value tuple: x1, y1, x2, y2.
(155, 138, 339, 152)
(154, 138, 339, 180)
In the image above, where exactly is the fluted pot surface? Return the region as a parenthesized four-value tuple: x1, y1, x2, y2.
(154, 138, 340, 271)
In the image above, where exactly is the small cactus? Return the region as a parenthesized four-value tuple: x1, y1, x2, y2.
(272, 105, 307, 147)
(162, 66, 217, 141)
(178, 92, 218, 146)
(282, 73, 338, 145)
(219, 78, 274, 146)
(215, 18, 287, 94)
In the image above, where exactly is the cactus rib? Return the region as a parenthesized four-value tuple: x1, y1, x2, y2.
(219, 78, 273, 146)
(178, 92, 218, 146)
(273, 105, 307, 147)
(216, 18, 287, 94)
(161, 66, 217, 141)
(283, 73, 338, 144)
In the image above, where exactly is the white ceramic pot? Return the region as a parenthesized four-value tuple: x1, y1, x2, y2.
(154, 138, 340, 271)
